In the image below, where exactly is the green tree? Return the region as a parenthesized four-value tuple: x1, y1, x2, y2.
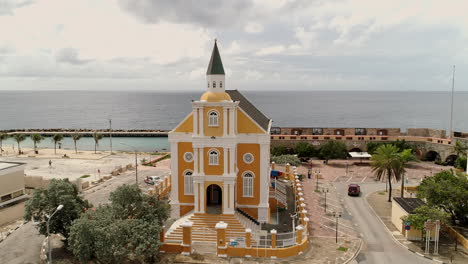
(392, 139, 414, 152)
(72, 133, 82, 154)
(401, 205, 449, 241)
(51, 134, 64, 155)
(24, 179, 92, 240)
(319, 140, 348, 163)
(68, 184, 170, 263)
(271, 145, 288, 156)
(93, 132, 103, 154)
(416, 170, 468, 225)
(453, 141, 468, 157)
(367, 142, 384, 154)
(371, 144, 403, 202)
(295, 142, 315, 159)
(30, 134, 44, 154)
(455, 156, 467, 171)
(271, 154, 301, 166)
(12, 134, 26, 154)
(0, 133, 8, 153)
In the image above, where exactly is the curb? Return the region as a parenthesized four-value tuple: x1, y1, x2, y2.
(343, 238, 363, 264)
(0, 221, 24, 245)
(365, 191, 448, 264)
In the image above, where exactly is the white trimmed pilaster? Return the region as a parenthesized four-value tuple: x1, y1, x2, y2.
(199, 147, 204, 174)
(229, 147, 236, 174)
(199, 107, 204, 136)
(223, 108, 228, 136)
(258, 143, 270, 223)
(229, 107, 235, 135)
(194, 182, 200, 213)
(193, 147, 199, 173)
(223, 148, 228, 175)
(193, 107, 199, 136)
(169, 141, 180, 219)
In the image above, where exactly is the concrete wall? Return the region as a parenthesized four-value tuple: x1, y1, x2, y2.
(391, 201, 423, 241)
(276, 127, 447, 138)
(0, 201, 25, 226)
(0, 164, 25, 201)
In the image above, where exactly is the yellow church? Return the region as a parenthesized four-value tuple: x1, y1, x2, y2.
(168, 41, 272, 224)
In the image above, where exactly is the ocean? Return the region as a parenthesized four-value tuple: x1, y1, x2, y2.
(0, 90, 467, 152)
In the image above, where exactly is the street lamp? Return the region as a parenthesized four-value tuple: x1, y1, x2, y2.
(322, 187, 329, 213)
(333, 211, 342, 243)
(120, 142, 138, 185)
(315, 170, 320, 191)
(47, 204, 64, 264)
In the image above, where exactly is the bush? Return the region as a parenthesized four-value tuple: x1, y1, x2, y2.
(271, 155, 301, 166)
(294, 142, 316, 158)
(271, 146, 289, 156)
(319, 140, 348, 162)
(455, 156, 467, 170)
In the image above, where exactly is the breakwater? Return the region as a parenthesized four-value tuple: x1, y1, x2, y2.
(1, 129, 169, 137)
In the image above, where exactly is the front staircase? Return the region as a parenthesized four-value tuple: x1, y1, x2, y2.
(165, 213, 259, 246)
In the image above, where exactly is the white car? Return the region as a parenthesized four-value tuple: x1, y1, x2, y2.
(148, 176, 163, 183)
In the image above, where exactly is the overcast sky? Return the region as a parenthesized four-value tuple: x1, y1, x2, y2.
(0, 0, 467, 91)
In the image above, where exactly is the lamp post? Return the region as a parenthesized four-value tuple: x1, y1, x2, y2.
(315, 170, 320, 191)
(120, 142, 138, 185)
(322, 187, 329, 213)
(333, 211, 342, 243)
(47, 204, 64, 264)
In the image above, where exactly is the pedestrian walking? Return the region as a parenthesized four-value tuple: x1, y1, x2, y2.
(49, 160, 52, 167)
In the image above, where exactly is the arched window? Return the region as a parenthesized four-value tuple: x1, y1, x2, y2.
(220, 81, 223, 88)
(243, 172, 254, 197)
(213, 81, 216, 88)
(184, 170, 193, 195)
(209, 149, 219, 165)
(208, 110, 219, 127)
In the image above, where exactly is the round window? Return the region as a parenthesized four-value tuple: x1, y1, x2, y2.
(184, 152, 194, 162)
(243, 153, 254, 164)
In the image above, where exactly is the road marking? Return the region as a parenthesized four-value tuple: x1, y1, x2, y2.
(333, 175, 341, 182)
(346, 177, 353, 183)
(361, 175, 369, 182)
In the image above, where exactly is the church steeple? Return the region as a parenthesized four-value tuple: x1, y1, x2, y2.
(204, 39, 228, 97)
(207, 39, 225, 75)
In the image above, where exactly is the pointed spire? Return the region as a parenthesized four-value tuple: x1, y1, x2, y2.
(206, 39, 225, 75)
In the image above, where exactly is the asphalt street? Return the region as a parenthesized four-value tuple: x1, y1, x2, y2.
(335, 182, 434, 264)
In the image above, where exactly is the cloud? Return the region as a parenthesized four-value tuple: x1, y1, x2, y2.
(245, 22, 264, 33)
(117, 0, 253, 28)
(0, 0, 34, 15)
(256, 45, 285, 56)
(56, 48, 93, 65)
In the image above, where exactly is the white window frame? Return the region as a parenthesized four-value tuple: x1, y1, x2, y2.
(242, 171, 254, 197)
(208, 149, 219, 165)
(183, 152, 194, 162)
(184, 170, 194, 195)
(208, 110, 219, 127)
(243, 153, 254, 164)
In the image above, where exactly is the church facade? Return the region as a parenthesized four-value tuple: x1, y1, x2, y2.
(168, 41, 272, 223)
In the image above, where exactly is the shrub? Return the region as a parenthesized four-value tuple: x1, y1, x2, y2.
(271, 155, 301, 166)
(455, 156, 467, 170)
(294, 142, 316, 158)
(319, 140, 348, 162)
(271, 146, 289, 156)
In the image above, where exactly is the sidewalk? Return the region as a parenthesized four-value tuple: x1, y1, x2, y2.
(367, 190, 467, 264)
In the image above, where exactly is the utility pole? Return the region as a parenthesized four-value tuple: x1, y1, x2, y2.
(109, 119, 113, 154)
(449, 65, 455, 140)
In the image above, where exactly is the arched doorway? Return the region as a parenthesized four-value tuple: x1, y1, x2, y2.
(445, 155, 458, 166)
(425, 151, 441, 162)
(206, 184, 222, 215)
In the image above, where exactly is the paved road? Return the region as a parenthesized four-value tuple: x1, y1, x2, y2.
(0, 167, 167, 264)
(335, 182, 434, 264)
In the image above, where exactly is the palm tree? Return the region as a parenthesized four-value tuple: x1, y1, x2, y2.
(396, 149, 417, 198)
(93, 132, 103, 154)
(453, 141, 468, 157)
(51, 134, 64, 155)
(12, 134, 27, 155)
(72, 133, 82, 154)
(371, 144, 403, 202)
(30, 134, 44, 154)
(0, 133, 8, 154)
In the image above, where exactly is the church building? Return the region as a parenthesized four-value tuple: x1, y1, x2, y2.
(168, 40, 272, 223)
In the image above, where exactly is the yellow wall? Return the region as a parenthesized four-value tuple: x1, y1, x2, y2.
(178, 142, 194, 204)
(204, 147, 224, 175)
(174, 113, 193, 133)
(237, 109, 265, 134)
(203, 107, 224, 137)
(236, 144, 260, 206)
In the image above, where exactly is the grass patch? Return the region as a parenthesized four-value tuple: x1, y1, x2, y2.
(378, 191, 386, 195)
(314, 189, 321, 193)
(337, 246, 348, 252)
(80, 174, 90, 178)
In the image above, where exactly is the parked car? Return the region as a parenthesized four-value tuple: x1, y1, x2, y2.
(148, 176, 163, 183)
(144, 178, 155, 185)
(348, 184, 361, 196)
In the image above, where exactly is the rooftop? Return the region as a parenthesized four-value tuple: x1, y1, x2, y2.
(393, 197, 426, 214)
(0, 161, 24, 171)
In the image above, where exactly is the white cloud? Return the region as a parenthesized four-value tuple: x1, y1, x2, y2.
(244, 22, 264, 33)
(256, 45, 285, 56)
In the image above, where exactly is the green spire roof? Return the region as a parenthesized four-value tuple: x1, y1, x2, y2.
(206, 40, 225, 75)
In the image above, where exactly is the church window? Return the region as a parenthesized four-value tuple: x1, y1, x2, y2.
(213, 81, 216, 88)
(243, 172, 254, 197)
(184, 152, 193, 162)
(209, 149, 219, 165)
(184, 170, 193, 195)
(208, 110, 219, 126)
(243, 153, 254, 164)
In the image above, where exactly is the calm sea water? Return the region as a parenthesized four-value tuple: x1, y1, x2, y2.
(0, 90, 467, 151)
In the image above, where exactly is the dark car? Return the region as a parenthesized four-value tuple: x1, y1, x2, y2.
(348, 184, 361, 196)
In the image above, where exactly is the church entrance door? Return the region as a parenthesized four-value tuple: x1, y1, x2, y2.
(206, 184, 222, 215)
